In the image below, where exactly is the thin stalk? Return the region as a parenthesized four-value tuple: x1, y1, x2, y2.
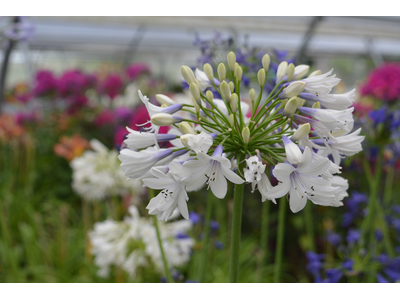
(273, 196, 287, 283)
(229, 153, 245, 283)
(197, 191, 214, 282)
(304, 204, 316, 252)
(383, 167, 394, 206)
(258, 200, 271, 282)
(150, 189, 174, 283)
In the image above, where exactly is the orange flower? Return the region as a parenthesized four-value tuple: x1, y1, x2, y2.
(53, 134, 90, 161)
(0, 114, 25, 141)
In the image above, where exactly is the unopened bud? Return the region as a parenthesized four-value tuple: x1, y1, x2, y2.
(291, 123, 311, 141)
(257, 69, 266, 86)
(217, 63, 226, 81)
(242, 127, 250, 145)
(179, 122, 196, 135)
(312, 101, 321, 109)
(283, 97, 298, 117)
(230, 93, 238, 113)
(276, 61, 288, 84)
(280, 81, 306, 98)
(287, 63, 295, 82)
(227, 51, 236, 71)
(181, 66, 196, 85)
(180, 134, 195, 148)
(293, 65, 310, 80)
(151, 113, 183, 126)
(203, 63, 214, 84)
(155, 94, 175, 106)
(235, 66, 243, 81)
(229, 114, 235, 127)
(296, 97, 306, 107)
(249, 89, 256, 102)
(161, 104, 168, 108)
(206, 90, 214, 102)
(308, 70, 321, 78)
(262, 54, 270, 72)
(189, 83, 201, 105)
(229, 81, 235, 93)
(220, 81, 231, 102)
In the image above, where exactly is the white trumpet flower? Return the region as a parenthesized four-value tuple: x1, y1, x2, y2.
(183, 145, 244, 199)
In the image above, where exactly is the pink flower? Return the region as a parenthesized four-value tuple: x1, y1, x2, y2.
(98, 73, 123, 99)
(361, 63, 400, 102)
(58, 69, 94, 97)
(95, 109, 115, 126)
(125, 63, 150, 80)
(66, 95, 89, 115)
(33, 70, 58, 97)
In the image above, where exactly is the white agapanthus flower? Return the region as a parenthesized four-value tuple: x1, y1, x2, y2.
(264, 136, 343, 213)
(89, 205, 194, 278)
(183, 145, 244, 199)
(70, 139, 142, 201)
(116, 53, 362, 218)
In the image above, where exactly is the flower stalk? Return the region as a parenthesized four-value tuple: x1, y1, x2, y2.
(274, 196, 287, 283)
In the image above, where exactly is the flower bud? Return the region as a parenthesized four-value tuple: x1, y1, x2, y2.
(227, 51, 236, 71)
(249, 89, 256, 103)
(280, 81, 306, 98)
(229, 81, 235, 93)
(155, 94, 175, 106)
(293, 65, 310, 80)
(206, 90, 213, 102)
(262, 54, 270, 72)
(179, 122, 196, 135)
(217, 63, 226, 81)
(287, 63, 295, 82)
(235, 66, 243, 81)
(151, 113, 183, 126)
(242, 126, 250, 145)
(296, 97, 306, 107)
(181, 66, 196, 85)
(189, 82, 201, 105)
(276, 61, 288, 83)
(230, 93, 238, 113)
(257, 69, 266, 86)
(203, 63, 214, 84)
(180, 133, 195, 148)
(308, 70, 321, 78)
(229, 114, 235, 127)
(291, 123, 311, 141)
(220, 81, 231, 102)
(312, 101, 321, 109)
(283, 97, 298, 117)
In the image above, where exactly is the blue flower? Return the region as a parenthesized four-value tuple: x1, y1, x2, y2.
(306, 251, 325, 276)
(375, 229, 383, 242)
(189, 211, 201, 224)
(214, 240, 224, 249)
(369, 107, 387, 124)
(176, 232, 189, 239)
(324, 268, 343, 283)
(326, 230, 341, 247)
(346, 229, 361, 244)
(210, 220, 219, 231)
(342, 259, 354, 271)
(376, 273, 389, 283)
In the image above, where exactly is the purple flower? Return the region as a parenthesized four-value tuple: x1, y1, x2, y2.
(376, 273, 389, 283)
(214, 240, 224, 250)
(342, 259, 354, 271)
(306, 251, 325, 276)
(326, 230, 341, 247)
(324, 268, 343, 283)
(189, 211, 201, 224)
(176, 232, 189, 239)
(346, 229, 360, 244)
(210, 220, 219, 231)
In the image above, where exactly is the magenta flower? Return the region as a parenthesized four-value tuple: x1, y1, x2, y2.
(361, 63, 400, 102)
(126, 63, 150, 80)
(94, 109, 115, 127)
(33, 70, 58, 97)
(58, 69, 92, 97)
(98, 73, 123, 99)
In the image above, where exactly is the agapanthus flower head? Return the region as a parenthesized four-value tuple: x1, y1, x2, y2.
(89, 205, 194, 278)
(71, 139, 142, 201)
(361, 63, 400, 102)
(118, 51, 361, 219)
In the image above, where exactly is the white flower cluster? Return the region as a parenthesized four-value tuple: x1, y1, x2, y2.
(118, 52, 364, 218)
(71, 139, 142, 201)
(89, 206, 194, 278)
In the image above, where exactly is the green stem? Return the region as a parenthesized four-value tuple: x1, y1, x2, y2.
(150, 189, 174, 283)
(197, 191, 214, 282)
(383, 166, 394, 206)
(258, 200, 271, 282)
(304, 204, 316, 252)
(274, 196, 287, 283)
(229, 153, 245, 283)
